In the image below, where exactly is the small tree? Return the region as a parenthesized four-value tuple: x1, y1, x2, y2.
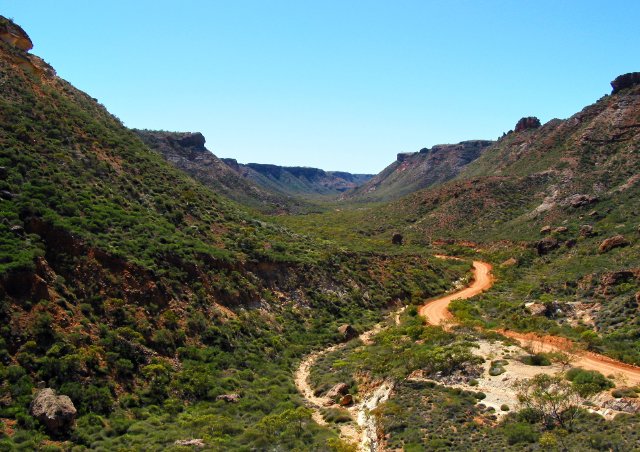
(515, 374, 583, 431)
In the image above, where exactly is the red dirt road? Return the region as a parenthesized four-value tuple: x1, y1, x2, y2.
(420, 259, 640, 386)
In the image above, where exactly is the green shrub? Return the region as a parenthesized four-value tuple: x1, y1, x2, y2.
(611, 387, 637, 399)
(565, 368, 614, 397)
(503, 422, 539, 445)
(521, 353, 551, 366)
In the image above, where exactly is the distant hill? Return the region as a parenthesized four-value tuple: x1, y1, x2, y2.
(222, 159, 373, 199)
(343, 140, 493, 202)
(134, 129, 307, 213)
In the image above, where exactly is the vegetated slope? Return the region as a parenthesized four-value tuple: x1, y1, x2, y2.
(343, 140, 493, 202)
(371, 78, 640, 242)
(0, 17, 464, 450)
(222, 159, 373, 199)
(134, 129, 311, 213)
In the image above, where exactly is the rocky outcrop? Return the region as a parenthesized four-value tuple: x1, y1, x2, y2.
(29, 388, 77, 435)
(345, 140, 493, 202)
(611, 72, 640, 94)
(0, 17, 33, 51)
(514, 117, 541, 132)
(338, 324, 358, 342)
(563, 193, 598, 208)
(602, 397, 640, 414)
(174, 132, 206, 150)
(598, 235, 629, 253)
(391, 233, 403, 245)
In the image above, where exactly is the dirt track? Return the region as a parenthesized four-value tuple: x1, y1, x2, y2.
(420, 259, 640, 386)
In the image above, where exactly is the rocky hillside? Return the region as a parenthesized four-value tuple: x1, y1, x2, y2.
(222, 159, 373, 198)
(358, 75, 640, 243)
(0, 16, 461, 450)
(134, 129, 308, 213)
(343, 140, 493, 202)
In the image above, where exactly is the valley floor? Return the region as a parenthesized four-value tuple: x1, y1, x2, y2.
(297, 256, 640, 449)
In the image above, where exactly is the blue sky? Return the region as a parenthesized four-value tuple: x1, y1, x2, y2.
(4, 1, 639, 173)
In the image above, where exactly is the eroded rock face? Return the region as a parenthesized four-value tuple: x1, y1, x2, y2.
(29, 388, 77, 435)
(611, 72, 640, 94)
(0, 17, 33, 51)
(598, 235, 629, 253)
(514, 117, 541, 132)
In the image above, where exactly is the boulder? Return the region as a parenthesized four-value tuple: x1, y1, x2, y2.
(552, 226, 568, 235)
(29, 388, 76, 435)
(500, 257, 518, 267)
(514, 117, 541, 132)
(588, 210, 599, 217)
(536, 237, 559, 255)
(598, 235, 629, 254)
(326, 383, 349, 399)
(540, 225, 552, 235)
(525, 302, 547, 316)
(579, 225, 594, 237)
(611, 72, 640, 94)
(338, 324, 358, 342)
(392, 233, 403, 245)
(339, 394, 353, 406)
(216, 393, 240, 403)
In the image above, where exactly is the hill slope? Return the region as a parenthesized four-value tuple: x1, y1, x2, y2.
(223, 159, 373, 198)
(343, 140, 493, 202)
(0, 16, 461, 450)
(134, 129, 309, 213)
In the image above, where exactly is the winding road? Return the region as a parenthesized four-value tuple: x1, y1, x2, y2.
(419, 259, 640, 386)
(295, 256, 640, 450)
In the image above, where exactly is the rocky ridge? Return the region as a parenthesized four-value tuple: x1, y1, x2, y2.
(344, 140, 493, 202)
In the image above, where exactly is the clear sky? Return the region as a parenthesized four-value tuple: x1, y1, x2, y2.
(4, 1, 639, 173)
